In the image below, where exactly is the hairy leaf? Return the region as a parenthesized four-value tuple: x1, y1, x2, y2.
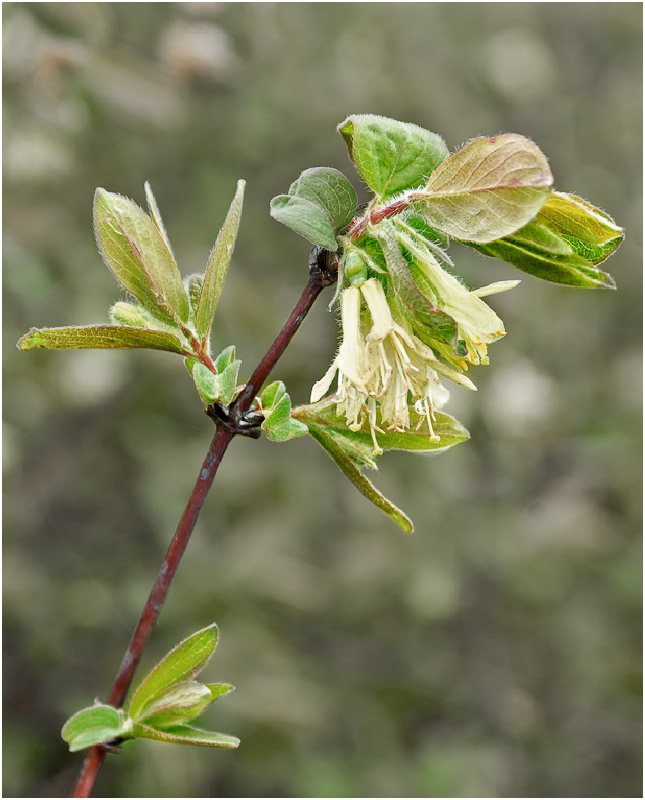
(94, 189, 189, 325)
(132, 722, 240, 748)
(306, 425, 414, 533)
(464, 191, 622, 288)
(61, 704, 129, 753)
(196, 180, 245, 341)
(18, 325, 188, 355)
(338, 115, 449, 199)
(128, 624, 219, 722)
(297, 402, 470, 459)
(270, 195, 338, 250)
(186, 356, 241, 405)
(288, 167, 357, 231)
(413, 134, 553, 243)
(134, 681, 213, 729)
(270, 167, 356, 251)
(205, 683, 235, 702)
(260, 381, 309, 442)
(145, 181, 175, 260)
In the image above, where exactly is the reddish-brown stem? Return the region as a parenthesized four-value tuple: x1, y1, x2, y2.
(347, 196, 411, 240)
(233, 272, 331, 418)
(71, 265, 335, 797)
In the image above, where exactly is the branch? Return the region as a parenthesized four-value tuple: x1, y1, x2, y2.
(71, 253, 336, 797)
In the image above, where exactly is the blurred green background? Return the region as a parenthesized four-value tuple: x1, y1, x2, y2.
(3, 3, 642, 797)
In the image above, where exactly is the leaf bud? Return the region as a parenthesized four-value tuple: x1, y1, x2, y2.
(109, 301, 153, 328)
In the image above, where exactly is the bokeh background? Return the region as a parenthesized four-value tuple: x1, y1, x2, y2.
(3, 3, 642, 797)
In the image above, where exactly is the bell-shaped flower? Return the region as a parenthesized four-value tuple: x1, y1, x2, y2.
(311, 278, 466, 453)
(393, 224, 519, 367)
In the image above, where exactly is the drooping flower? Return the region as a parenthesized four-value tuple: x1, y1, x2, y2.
(392, 221, 519, 368)
(311, 277, 466, 453)
(312, 218, 521, 452)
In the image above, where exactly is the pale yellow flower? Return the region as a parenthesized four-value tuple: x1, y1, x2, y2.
(393, 224, 519, 366)
(311, 278, 468, 453)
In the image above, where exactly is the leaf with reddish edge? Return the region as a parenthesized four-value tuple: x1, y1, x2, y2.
(411, 134, 553, 243)
(17, 325, 189, 355)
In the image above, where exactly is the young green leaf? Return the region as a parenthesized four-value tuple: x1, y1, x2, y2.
(338, 115, 449, 200)
(260, 381, 309, 442)
(205, 683, 235, 702)
(464, 191, 622, 289)
(109, 301, 155, 328)
(186, 360, 218, 403)
(145, 181, 176, 261)
(214, 361, 242, 406)
(411, 134, 553, 243)
(61, 703, 130, 753)
(131, 722, 240, 749)
(94, 189, 189, 325)
(186, 354, 242, 405)
(128, 623, 219, 722)
(186, 273, 205, 319)
(270, 195, 338, 250)
(296, 402, 470, 457)
(270, 167, 357, 251)
(288, 167, 357, 231)
(17, 325, 188, 355)
(133, 681, 213, 728)
(195, 180, 245, 342)
(306, 424, 414, 533)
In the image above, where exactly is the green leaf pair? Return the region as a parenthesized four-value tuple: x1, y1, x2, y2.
(293, 401, 470, 533)
(259, 381, 309, 442)
(270, 167, 357, 251)
(186, 346, 242, 405)
(18, 180, 246, 377)
(61, 624, 238, 753)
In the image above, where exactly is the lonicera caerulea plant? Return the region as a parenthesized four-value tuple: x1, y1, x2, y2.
(18, 115, 623, 797)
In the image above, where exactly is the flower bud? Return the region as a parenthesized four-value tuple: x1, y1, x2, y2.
(344, 251, 369, 286)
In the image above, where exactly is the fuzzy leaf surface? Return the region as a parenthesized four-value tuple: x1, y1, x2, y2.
(413, 134, 553, 243)
(94, 189, 189, 325)
(306, 425, 414, 533)
(18, 325, 188, 355)
(145, 181, 175, 260)
(186, 351, 241, 405)
(205, 683, 235, 702)
(297, 402, 470, 458)
(270, 167, 356, 251)
(465, 191, 622, 288)
(196, 180, 245, 341)
(338, 115, 449, 199)
(288, 167, 357, 230)
(128, 623, 219, 722)
(260, 381, 309, 442)
(61, 704, 129, 753)
(132, 723, 240, 748)
(134, 681, 213, 729)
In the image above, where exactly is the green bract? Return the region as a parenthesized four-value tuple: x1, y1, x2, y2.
(61, 624, 238, 754)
